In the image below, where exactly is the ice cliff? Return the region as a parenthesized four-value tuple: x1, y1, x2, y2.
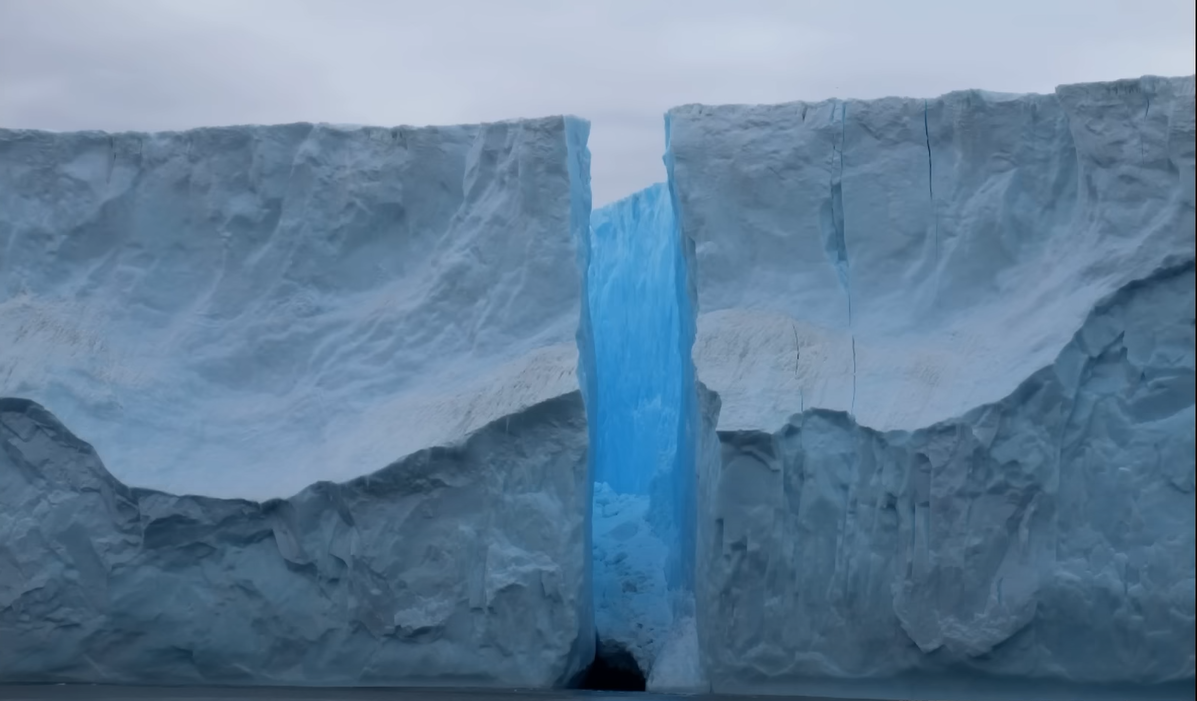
(696, 261, 1194, 698)
(1, 75, 1194, 696)
(0, 120, 591, 500)
(0, 393, 590, 685)
(0, 118, 596, 685)
(674, 76, 1194, 435)
(664, 75, 1195, 696)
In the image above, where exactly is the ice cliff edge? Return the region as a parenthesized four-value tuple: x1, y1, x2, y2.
(672, 75, 1195, 434)
(1, 74, 1194, 695)
(0, 116, 597, 686)
(661, 74, 1195, 696)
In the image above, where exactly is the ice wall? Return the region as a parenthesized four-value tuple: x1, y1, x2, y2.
(667, 76, 1196, 696)
(585, 184, 701, 688)
(696, 262, 1194, 698)
(0, 119, 590, 500)
(0, 393, 592, 686)
(0, 117, 597, 686)
(672, 75, 1195, 434)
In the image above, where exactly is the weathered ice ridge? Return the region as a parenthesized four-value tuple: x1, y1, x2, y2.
(0, 392, 591, 686)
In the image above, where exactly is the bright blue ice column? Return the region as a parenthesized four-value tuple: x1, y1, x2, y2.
(587, 182, 696, 593)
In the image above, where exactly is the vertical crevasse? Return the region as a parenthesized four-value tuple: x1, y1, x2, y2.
(584, 145, 701, 687)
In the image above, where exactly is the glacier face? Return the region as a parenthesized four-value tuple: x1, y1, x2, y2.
(0, 117, 596, 686)
(0, 119, 590, 500)
(671, 76, 1195, 434)
(1, 73, 1194, 696)
(665, 75, 1196, 695)
(696, 263, 1195, 695)
(0, 393, 592, 686)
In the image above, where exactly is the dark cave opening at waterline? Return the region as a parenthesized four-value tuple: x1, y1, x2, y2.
(576, 637, 647, 691)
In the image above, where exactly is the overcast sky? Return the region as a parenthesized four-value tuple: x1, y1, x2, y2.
(1, 0, 1193, 204)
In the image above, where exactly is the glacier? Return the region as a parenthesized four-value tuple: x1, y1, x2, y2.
(0, 392, 592, 686)
(0, 120, 592, 500)
(668, 75, 1195, 697)
(1, 118, 597, 686)
(1, 74, 1194, 698)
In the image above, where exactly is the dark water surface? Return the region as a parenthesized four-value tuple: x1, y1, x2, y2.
(0, 686, 849, 701)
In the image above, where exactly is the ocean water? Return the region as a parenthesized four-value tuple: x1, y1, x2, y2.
(0, 687, 841, 701)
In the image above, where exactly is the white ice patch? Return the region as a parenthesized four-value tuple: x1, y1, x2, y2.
(647, 613, 706, 693)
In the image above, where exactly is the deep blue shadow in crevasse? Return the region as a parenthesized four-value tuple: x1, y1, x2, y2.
(585, 182, 697, 675)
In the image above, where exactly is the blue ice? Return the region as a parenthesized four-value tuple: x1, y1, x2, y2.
(586, 182, 697, 676)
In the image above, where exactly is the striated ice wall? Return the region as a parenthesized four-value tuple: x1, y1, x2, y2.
(672, 75, 1195, 435)
(667, 75, 1195, 697)
(0, 393, 593, 686)
(696, 262, 1194, 698)
(0, 117, 596, 687)
(0, 119, 592, 501)
(2, 73, 1193, 697)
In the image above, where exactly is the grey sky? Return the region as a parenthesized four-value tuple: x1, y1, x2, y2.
(1, 0, 1193, 205)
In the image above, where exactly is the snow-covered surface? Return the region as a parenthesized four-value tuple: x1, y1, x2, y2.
(0, 118, 590, 500)
(670, 75, 1196, 433)
(0, 393, 593, 686)
(670, 76, 1196, 695)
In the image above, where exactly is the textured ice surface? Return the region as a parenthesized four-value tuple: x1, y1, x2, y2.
(588, 184, 686, 497)
(0, 119, 591, 500)
(0, 394, 592, 686)
(586, 185, 701, 689)
(2, 74, 1194, 697)
(590, 485, 671, 671)
(0, 117, 596, 686)
(670, 75, 1196, 433)
(695, 263, 1195, 697)
(668, 76, 1196, 695)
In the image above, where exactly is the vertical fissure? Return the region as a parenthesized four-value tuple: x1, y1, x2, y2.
(583, 173, 698, 689)
(824, 101, 857, 415)
(924, 100, 939, 266)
